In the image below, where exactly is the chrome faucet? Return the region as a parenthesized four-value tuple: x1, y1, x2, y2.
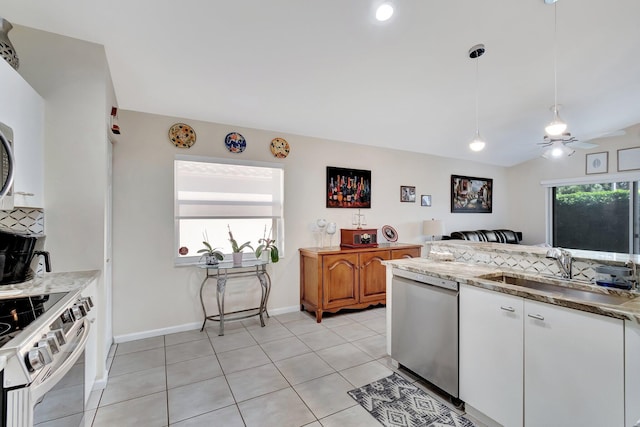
(546, 248, 573, 279)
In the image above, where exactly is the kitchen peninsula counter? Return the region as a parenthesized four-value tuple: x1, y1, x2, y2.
(384, 257, 640, 323)
(0, 270, 100, 298)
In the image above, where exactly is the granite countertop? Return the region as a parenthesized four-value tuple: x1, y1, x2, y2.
(0, 270, 100, 298)
(428, 240, 640, 265)
(384, 258, 640, 324)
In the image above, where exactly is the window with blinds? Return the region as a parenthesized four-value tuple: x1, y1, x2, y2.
(174, 156, 284, 264)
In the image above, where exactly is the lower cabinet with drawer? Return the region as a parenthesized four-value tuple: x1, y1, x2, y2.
(299, 244, 421, 322)
(460, 284, 624, 427)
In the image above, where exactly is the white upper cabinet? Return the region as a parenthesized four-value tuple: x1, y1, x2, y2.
(0, 57, 44, 209)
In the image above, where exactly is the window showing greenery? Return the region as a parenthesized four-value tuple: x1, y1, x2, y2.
(552, 182, 631, 253)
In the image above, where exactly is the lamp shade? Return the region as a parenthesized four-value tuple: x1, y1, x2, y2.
(423, 219, 444, 236)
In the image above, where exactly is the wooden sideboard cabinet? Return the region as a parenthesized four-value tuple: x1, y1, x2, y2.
(299, 243, 422, 322)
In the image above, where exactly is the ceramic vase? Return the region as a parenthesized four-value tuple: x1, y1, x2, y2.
(0, 18, 19, 70)
(204, 255, 219, 266)
(232, 252, 243, 265)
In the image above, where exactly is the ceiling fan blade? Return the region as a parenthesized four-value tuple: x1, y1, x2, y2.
(566, 140, 598, 149)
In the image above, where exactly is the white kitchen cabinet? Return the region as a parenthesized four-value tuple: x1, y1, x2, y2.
(460, 285, 625, 427)
(525, 299, 624, 427)
(625, 321, 640, 427)
(0, 57, 45, 209)
(460, 284, 524, 427)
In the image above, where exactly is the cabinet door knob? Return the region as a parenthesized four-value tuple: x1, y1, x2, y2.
(528, 313, 545, 321)
(500, 306, 515, 312)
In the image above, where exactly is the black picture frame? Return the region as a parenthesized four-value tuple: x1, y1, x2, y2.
(400, 186, 416, 202)
(326, 166, 371, 208)
(451, 174, 493, 213)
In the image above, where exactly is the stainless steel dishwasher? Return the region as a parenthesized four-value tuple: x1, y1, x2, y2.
(391, 268, 459, 398)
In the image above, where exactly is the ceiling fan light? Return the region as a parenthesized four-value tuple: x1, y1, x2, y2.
(375, 2, 394, 21)
(542, 141, 574, 159)
(545, 114, 567, 136)
(469, 134, 486, 152)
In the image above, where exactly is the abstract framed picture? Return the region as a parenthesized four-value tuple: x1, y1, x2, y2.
(451, 174, 492, 213)
(421, 195, 432, 207)
(326, 166, 371, 208)
(586, 152, 608, 175)
(400, 186, 416, 202)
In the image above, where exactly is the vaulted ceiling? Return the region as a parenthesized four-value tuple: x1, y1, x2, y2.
(2, 0, 639, 166)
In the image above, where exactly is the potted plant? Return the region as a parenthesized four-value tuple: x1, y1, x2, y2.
(228, 225, 253, 265)
(197, 232, 224, 265)
(255, 225, 279, 263)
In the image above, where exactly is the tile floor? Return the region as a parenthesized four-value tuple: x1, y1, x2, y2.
(84, 307, 483, 427)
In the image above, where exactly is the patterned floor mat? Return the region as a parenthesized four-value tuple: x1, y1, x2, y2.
(348, 373, 477, 427)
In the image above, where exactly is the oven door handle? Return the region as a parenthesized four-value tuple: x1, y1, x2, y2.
(30, 318, 90, 403)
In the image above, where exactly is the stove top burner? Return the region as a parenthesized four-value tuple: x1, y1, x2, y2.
(0, 293, 67, 348)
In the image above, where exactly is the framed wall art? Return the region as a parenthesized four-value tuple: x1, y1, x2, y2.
(421, 195, 432, 207)
(451, 174, 492, 213)
(400, 186, 416, 202)
(617, 147, 640, 172)
(585, 152, 608, 175)
(326, 166, 371, 208)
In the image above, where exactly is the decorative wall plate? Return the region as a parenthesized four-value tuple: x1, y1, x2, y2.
(270, 137, 290, 158)
(225, 132, 246, 153)
(168, 123, 196, 148)
(382, 225, 398, 242)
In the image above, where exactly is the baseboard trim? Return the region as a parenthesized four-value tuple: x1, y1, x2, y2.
(113, 305, 302, 343)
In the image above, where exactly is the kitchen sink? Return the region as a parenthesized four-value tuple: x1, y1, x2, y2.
(476, 273, 637, 306)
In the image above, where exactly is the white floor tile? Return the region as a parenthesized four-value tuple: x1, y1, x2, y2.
(209, 329, 257, 353)
(318, 404, 376, 427)
(164, 329, 208, 346)
(226, 363, 289, 402)
(238, 387, 316, 427)
(316, 343, 374, 371)
(93, 391, 168, 427)
(339, 360, 394, 388)
(115, 336, 165, 356)
(296, 329, 347, 352)
(217, 344, 271, 374)
(259, 336, 311, 361)
(294, 373, 357, 419)
(166, 355, 223, 389)
(100, 366, 166, 406)
(169, 405, 244, 427)
(274, 352, 335, 385)
(168, 376, 234, 424)
(165, 338, 215, 365)
(109, 347, 165, 377)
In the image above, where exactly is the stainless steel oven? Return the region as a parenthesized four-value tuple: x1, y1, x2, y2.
(0, 290, 93, 427)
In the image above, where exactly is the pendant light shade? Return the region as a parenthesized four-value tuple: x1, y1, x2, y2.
(469, 44, 486, 152)
(375, 1, 394, 21)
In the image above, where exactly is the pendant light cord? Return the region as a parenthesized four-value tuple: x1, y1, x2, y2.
(475, 57, 480, 135)
(553, 2, 558, 113)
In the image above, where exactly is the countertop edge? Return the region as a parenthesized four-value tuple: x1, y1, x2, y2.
(385, 259, 640, 324)
(0, 270, 100, 297)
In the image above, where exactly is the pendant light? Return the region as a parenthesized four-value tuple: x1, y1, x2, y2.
(469, 44, 486, 152)
(544, 0, 567, 136)
(375, 1, 394, 21)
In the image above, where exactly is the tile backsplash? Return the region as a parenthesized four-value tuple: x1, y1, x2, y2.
(0, 207, 44, 234)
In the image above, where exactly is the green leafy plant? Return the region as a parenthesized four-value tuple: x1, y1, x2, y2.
(255, 225, 279, 263)
(197, 231, 224, 263)
(228, 225, 254, 253)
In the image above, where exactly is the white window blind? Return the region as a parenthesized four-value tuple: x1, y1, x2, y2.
(174, 156, 284, 264)
(175, 159, 284, 220)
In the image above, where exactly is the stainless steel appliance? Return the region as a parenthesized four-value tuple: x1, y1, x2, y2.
(391, 268, 459, 398)
(0, 290, 93, 426)
(0, 122, 15, 208)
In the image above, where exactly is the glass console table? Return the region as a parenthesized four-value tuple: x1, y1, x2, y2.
(198, 259, 271, 336)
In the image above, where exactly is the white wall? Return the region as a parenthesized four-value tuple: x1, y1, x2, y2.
(12, 26, 114, 388)
(112, 110, 509, 337)
(507, 123, 640, 245)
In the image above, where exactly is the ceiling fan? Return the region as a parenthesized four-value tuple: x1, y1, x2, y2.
(537, 132, 597, 159)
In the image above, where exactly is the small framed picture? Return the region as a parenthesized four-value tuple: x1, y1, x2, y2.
(421, 195, 432, 207)
(586, 152, 608, 175)
(400, 186, 416, 202)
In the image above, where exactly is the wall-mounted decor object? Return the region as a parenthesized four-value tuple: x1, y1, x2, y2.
(168, 123, 196, 148)
(110, 107, 121, 135)
(451, 174, 492, 213)
(382, 225, 398, 242)
(0, 18, 19, 70)
(400, 186, 416, 202)
(617, 147, 640, 172)
(421, 195, 432, 207)
(326, 166, 371, 208)
(586, 152, 608, 175)
(270, 137, 290, 158)
(225, 132, 246, 153)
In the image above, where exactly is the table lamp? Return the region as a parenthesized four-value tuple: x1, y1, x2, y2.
(423, 219, 444, 242)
